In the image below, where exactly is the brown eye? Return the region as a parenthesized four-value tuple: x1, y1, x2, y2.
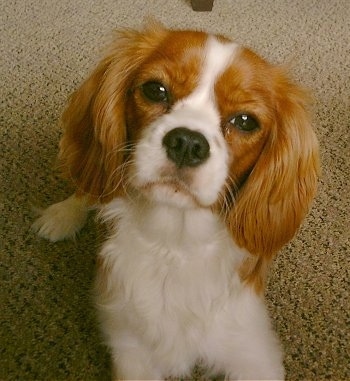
(141, 81, 169, 104)
(229, 114, 259, 132)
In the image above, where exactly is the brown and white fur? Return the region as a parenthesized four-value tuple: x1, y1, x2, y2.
(33, 23, 320, 380)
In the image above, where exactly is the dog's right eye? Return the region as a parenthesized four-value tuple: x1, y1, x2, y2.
(141, 82, 169, 104)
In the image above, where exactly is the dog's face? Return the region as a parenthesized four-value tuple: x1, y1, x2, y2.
(59, 24, 319, 285)
(127, 33, 275, 209)
(129, 35, 233, 209)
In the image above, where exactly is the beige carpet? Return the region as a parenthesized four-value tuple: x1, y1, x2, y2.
(1, 0, 349, 380)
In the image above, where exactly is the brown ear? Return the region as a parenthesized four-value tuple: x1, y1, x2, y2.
(59, 23, 168, 203)
(226, 74, 320, 287)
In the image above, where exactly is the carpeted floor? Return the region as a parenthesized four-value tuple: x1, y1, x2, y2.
(1, 0, 349, 380)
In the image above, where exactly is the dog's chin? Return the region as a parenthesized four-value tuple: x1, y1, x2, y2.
(138, 181, 203, 209)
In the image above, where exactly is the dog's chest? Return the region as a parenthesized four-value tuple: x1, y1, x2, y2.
(99, 201, 243, 334)
(106, 228, 234, 311)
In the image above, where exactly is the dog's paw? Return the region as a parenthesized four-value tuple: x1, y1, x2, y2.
(32, 195, 89, 242)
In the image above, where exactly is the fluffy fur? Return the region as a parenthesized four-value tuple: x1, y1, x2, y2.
(33, 22, 320, 380)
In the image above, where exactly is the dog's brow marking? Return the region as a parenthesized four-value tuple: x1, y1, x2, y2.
(201, 36, 238, 90)
(183, 36, 238, 108)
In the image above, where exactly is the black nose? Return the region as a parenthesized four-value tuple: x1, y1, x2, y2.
(162, 127, 210, 168)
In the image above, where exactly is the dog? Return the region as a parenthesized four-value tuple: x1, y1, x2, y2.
(33, 22, 320, 380)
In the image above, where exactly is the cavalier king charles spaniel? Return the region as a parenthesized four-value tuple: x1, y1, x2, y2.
(33, 22, 320, 380)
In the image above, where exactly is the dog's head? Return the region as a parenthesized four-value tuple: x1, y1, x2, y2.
(60, 23, 319, 287)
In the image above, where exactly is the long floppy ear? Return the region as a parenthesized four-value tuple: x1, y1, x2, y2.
(227, 72, 320, 289)
(59, 22, 168, 203)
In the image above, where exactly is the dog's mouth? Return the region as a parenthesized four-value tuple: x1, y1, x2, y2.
(138, 178, 203, 208)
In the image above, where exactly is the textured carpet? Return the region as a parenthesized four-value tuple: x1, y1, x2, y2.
(1, 0, 349, 380)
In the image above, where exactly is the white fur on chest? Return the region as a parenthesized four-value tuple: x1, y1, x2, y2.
(99, 199, 244, 311)
(96, 198, 283, 379)
(97, 200, 242, 356)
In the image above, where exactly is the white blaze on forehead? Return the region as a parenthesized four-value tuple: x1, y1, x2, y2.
(200, 36, 239, 92)
(179, 36, 239, 110)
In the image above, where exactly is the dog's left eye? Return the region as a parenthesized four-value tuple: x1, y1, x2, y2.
(229, 114, 259, 132)
(141, 81, 169, 104)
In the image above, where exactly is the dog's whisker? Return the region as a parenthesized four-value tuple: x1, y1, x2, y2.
(217, 175, 237, 220)
(101, 160, 134, 199)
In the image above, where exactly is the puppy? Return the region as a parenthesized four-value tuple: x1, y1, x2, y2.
(33, 22, 320, 380)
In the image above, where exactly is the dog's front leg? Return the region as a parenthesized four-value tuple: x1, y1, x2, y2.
(32, 194, 90, 241)
(204, 293, 285, 381)
(108, 332, 164, 381)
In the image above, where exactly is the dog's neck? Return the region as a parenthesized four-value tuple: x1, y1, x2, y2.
(101, 194, 237, 258)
